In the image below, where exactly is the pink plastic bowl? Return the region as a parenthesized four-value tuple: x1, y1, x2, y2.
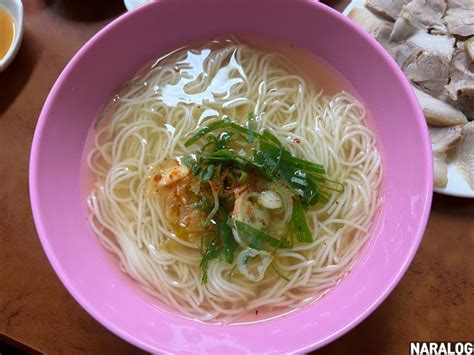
(30, 0, 433, 352)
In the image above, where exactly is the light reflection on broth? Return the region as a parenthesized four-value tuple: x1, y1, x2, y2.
(83, 35, 382, 324)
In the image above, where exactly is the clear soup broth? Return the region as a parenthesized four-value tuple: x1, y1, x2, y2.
(81, 35, 382, 324)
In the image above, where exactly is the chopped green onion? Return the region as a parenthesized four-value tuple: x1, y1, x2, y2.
(219, 207, 238, 264)
(200, 234, 220, 284)
(181, 155, 201, 175)
(260, 130, 282, 147)
(185, 119, 230, 147)
(233, 220, 285, 250)
(201, 164, 215, 181)
(177, 115, 344, 284)
(203, 181, 219, 226)
(247, 112, 255, 143)
(290, 199, 313, 243)
(237, 170, 248, 183)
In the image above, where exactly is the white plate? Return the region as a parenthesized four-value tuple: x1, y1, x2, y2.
(342, 0, 365, 16)
(342, 0, 474, 198)
(438, 161, 474, 197)
(123, 0, 149, 11)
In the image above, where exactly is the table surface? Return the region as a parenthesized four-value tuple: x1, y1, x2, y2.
(1, 0, 473, 354)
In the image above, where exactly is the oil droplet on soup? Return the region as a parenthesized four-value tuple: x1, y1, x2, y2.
(0, 7, 15, 61)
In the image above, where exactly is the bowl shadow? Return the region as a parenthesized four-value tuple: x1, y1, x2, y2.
(42, 0, 127, 22)
(312, 300, 393, 354)
(0, 31, 36, 116)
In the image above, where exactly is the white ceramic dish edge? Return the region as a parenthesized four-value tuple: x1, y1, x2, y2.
(123, 0, 149, 11)
(0, 0, 23, 72)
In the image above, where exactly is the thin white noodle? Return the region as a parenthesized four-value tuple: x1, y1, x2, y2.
(86, 38, 382, 323)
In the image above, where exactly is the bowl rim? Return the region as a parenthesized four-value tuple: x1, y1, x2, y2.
(29, 0, 433, 352)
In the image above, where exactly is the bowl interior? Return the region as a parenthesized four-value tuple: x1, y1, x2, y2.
(30, 0, 433, 352)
